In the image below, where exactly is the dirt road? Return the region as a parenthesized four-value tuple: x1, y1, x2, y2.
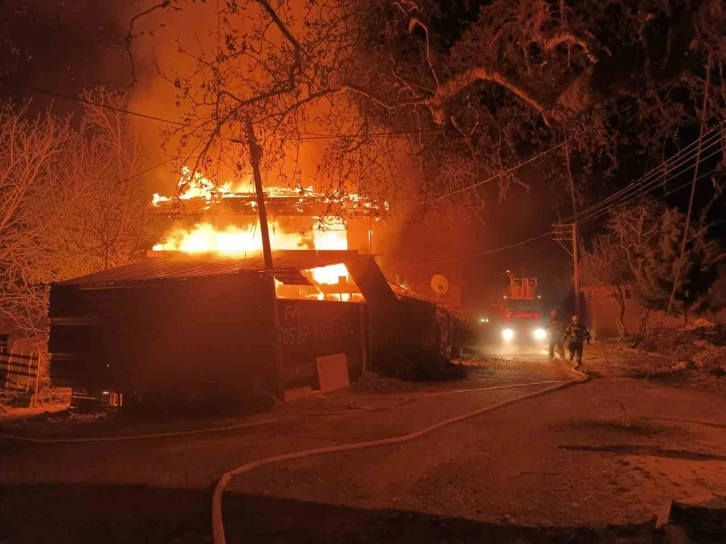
(1, 346, 725, 543)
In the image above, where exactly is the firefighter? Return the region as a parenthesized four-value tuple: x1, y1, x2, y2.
(547, 310, 565, 360)
(564, 315, 591, 369)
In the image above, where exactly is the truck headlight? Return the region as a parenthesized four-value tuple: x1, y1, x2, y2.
(532, 328, 547, 340)
(502, 328, 515, 341)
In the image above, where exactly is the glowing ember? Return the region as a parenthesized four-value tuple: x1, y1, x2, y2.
(152, 194, 171, 206)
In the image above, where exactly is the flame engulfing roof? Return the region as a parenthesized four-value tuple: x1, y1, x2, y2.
(59, 250, 365, 286)
(151, 191, 384, 217)
(150, 169, 386, 217)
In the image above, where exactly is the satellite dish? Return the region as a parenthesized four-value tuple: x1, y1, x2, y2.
(430, 274, 449, 297)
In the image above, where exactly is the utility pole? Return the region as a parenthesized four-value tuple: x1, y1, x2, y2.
(664, 50, 712, 326)
(368, 215, 373, 254)
(246, 119, 285, 402)
(564, 140, 582, 317)
(572, 222, 580, 316)
(553, 222, 581, 316)
(246, 119, 273, 270)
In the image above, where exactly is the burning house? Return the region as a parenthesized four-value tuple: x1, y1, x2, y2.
(149, 168, 385, 262)
(47, 170, 453, 410)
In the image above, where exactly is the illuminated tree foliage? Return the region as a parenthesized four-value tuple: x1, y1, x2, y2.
(581, 234, 633, 336)
(0, 90, 150, 342)
(636, 207, 719, 323)
(129, 0, 726, 213)
(582, 201, 722, 330)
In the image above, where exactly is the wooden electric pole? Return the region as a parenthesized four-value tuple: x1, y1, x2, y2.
(564, 141, 582, 317)
(246, 119, 285, 402)
(572, 221, 581, 316)
(246, 119, 274, 270)
(553, 222, 581, 316)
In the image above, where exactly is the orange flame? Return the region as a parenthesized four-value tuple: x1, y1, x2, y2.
(149, 168, 375, 295)
(152, 222, 309, 254)
(152, 218, 350, 286)
(311, 218, 348, 285)
(150, 168, 386, 213)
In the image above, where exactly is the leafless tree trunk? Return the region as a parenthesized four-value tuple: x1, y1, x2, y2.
(613, 285, 627, 337)
(639, 309, 652, 335)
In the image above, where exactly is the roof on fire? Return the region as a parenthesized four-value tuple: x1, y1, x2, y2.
(58, 250, 367, 286)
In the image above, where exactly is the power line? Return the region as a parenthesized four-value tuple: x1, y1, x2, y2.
(417, 100, 717, 215)
(576, 165, 721, 236)
(402, 123, 719, 270)
(292, 128, 442, 140)
(405, 231, 553, 268)
(418, 143, 724, 270)
(415, 140, 569, 206)
(374, 139, 723, 271)
(576, 131, 723, 224)
(561, 125, 724, 225)
(576, 143, 724, 226)
(598, 146, 723, 219)
(0, 78, 498, 144)
(117, 159, 174, 186)
(653, 167, 721, 203)
(414, 103, 642, 207)
(0, 78, 476, 142)
(0, 79, 187, 127)
(567, 128, 723, 226)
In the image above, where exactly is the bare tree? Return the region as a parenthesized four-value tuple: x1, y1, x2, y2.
(0, 92, 151, 345)
(132, 0, 405, 208)
(584, 199, 723, 333)
(606, 204, 662, 285)
(125, 0, 726, 217)
(0, 106, 85, 340)
(581, 234, 632, 337)
(53, 88, 150, 272)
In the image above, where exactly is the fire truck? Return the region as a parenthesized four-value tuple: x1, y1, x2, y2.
(492, 275, 547, 345)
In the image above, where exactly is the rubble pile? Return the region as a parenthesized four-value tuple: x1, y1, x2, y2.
(637, 320, 726, 378)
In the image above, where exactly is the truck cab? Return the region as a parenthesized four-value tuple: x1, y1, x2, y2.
(496, 276, 547, 345)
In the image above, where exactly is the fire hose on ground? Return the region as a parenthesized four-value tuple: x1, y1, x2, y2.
(0, 377, 581, 443)
(0, 367, 590, 543)
(211, 367, 589, 544)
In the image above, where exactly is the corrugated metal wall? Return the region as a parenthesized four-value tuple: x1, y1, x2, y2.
(48, 253, 447, 401)
(278, 299, 366, 389)
(49, 273, 278, 398)
(346, 257, 444, 375)
(367, 297, 442, 376)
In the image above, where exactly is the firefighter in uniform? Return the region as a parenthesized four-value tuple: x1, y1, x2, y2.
(547, 310, 565, 360)
(564, 315, 591, 369)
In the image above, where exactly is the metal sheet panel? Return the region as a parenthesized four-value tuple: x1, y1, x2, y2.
(48, 273, 278, 396)
(345, 256, 398, 308)
(278, 299, 365, 389)
(58, 250, 363, 286)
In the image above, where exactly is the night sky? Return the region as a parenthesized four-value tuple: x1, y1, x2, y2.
(0, 1, 126, 111)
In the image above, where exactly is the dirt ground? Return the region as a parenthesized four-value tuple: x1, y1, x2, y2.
(0, 343, 725, 543)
